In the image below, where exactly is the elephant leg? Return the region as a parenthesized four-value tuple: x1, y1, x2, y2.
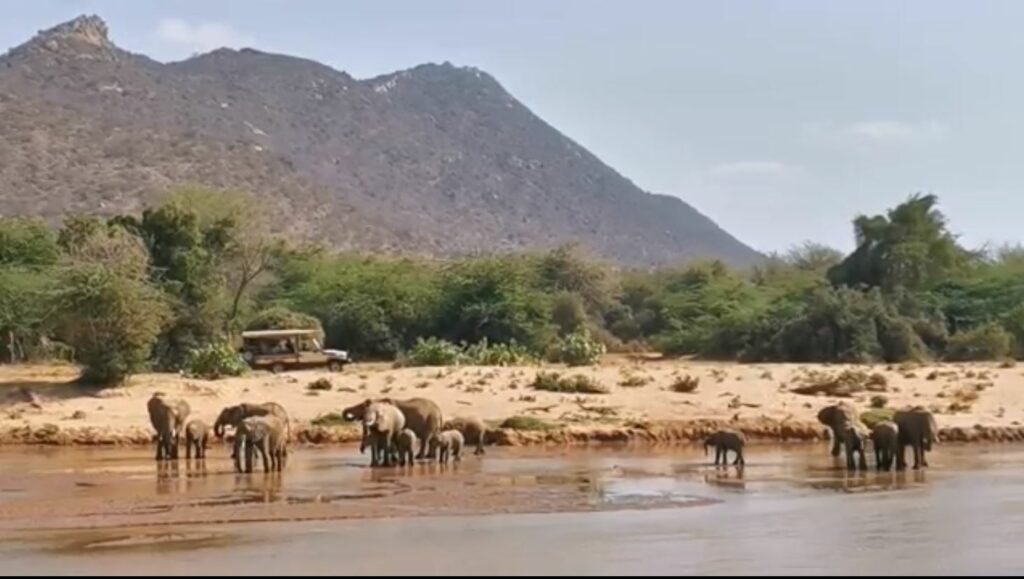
(896, 443, 907, 471)
(831, 428, 843, 457)
(734, 449, 744, 466)
(913, 444, 923, 470)
(858, 447, 868, 471)
(243, 442, 252, 473)
(259, 443, 270, 473)
(415, 435, 428, 460)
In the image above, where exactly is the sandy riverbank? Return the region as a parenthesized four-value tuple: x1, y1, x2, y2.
(1, 358, 1023, 446)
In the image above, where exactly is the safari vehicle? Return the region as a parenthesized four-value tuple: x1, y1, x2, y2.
(239, 329, 351, 373)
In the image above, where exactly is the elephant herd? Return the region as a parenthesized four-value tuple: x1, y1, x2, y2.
(703, 403, 939, 471)
(818, 403, 938, 471)
(339, 398, 487, 467)
(146, 393, 487, 473)
(149, 391, 938, 474)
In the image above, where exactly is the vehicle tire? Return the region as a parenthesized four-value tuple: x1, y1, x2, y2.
(271, 363, 285, 374)
(328, 360, 343, 372)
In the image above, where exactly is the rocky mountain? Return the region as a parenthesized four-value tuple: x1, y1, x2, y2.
(0, 16, 761, 266)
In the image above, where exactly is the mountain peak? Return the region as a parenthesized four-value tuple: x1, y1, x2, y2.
(0, 15, 760, 267)
(37, 15, 111, 49)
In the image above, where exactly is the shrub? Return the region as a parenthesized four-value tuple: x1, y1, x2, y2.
(464, 339, 536, 366)
(869, 395, 889, 408)
(308, 377, 333, 391)
(548, 329, 606, 366)
(531, 371, 609, 394)
(618, 371, 650, 388)
(860, 408, 895, 429)
(185, 341, 248, 380)
(401, 337, 464, 366)
(669, 375, 700, 393)
(945, 323, 1013, 361)
(500, 416, 555, 431)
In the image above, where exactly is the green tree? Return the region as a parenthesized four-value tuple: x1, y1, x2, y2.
(56, 227, 169, 384)
(0, 218, 59, 266)
(828, 194, 967, 291)
(434, 256, 552, 352)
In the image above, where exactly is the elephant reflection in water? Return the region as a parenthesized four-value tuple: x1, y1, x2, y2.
(234, 470, 285, 504)
(156, 460, 181, 495)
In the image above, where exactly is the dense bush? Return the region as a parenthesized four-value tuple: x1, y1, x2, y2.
(548, 329, 606, 366)
(10, 191, 1024, 382)
(944, 322, 1013, 361)
(401, 337, 465, 366)
(246, 306, 324, 337)
(185, 341, 248, 379)
(400, 337, 537, 367)
(463, 339, 537, 366)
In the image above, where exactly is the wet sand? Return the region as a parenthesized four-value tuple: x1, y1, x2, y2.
(3, 443, 1024, 574)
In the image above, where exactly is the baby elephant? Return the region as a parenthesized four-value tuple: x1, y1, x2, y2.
(184, 420, 211, 460)
(396, 429, 418, 466)
(870, 421, 900, 471)
(842, 421, 871, 471)
(704, 429, 746, 466)
(432, 430, 465, 464)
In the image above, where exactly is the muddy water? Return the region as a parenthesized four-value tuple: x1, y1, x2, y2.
(2, 444, 1024, 575)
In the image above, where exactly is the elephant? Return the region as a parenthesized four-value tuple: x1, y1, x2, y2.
(234, 416, 288, 473)
(184, 419, 211, 460)
(841, 421, 870, 471)
(870, 421, 899, 471)
(704, 429, 746, 466)
(342, 398, 443, 460)
(443, 416, 487, 456)
(214, 402, 290, 459)
(894, 406, 938, 470)
(396, 428, 418, 466)
(431, 430, 465, 464)
(817, 403, 860, 457)
(146, 394, 190, 461)
(363, 401, 406, 467)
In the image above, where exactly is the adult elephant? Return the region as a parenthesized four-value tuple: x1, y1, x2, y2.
(443, 416, 487, 456)
(147, 394, 190, 461)
(214, 402, 291, 457)
(342, 398, 443, 460)
(817, 402, 859, 457)
(893, 406, 938, 470)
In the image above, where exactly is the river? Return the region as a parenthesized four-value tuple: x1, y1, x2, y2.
(0, 443, 1022, 575)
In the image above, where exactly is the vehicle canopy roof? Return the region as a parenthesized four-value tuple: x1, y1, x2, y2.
(241, 329, 319, 340)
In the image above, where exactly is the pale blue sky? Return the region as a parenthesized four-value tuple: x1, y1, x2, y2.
(4, 1, 1023, 253)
